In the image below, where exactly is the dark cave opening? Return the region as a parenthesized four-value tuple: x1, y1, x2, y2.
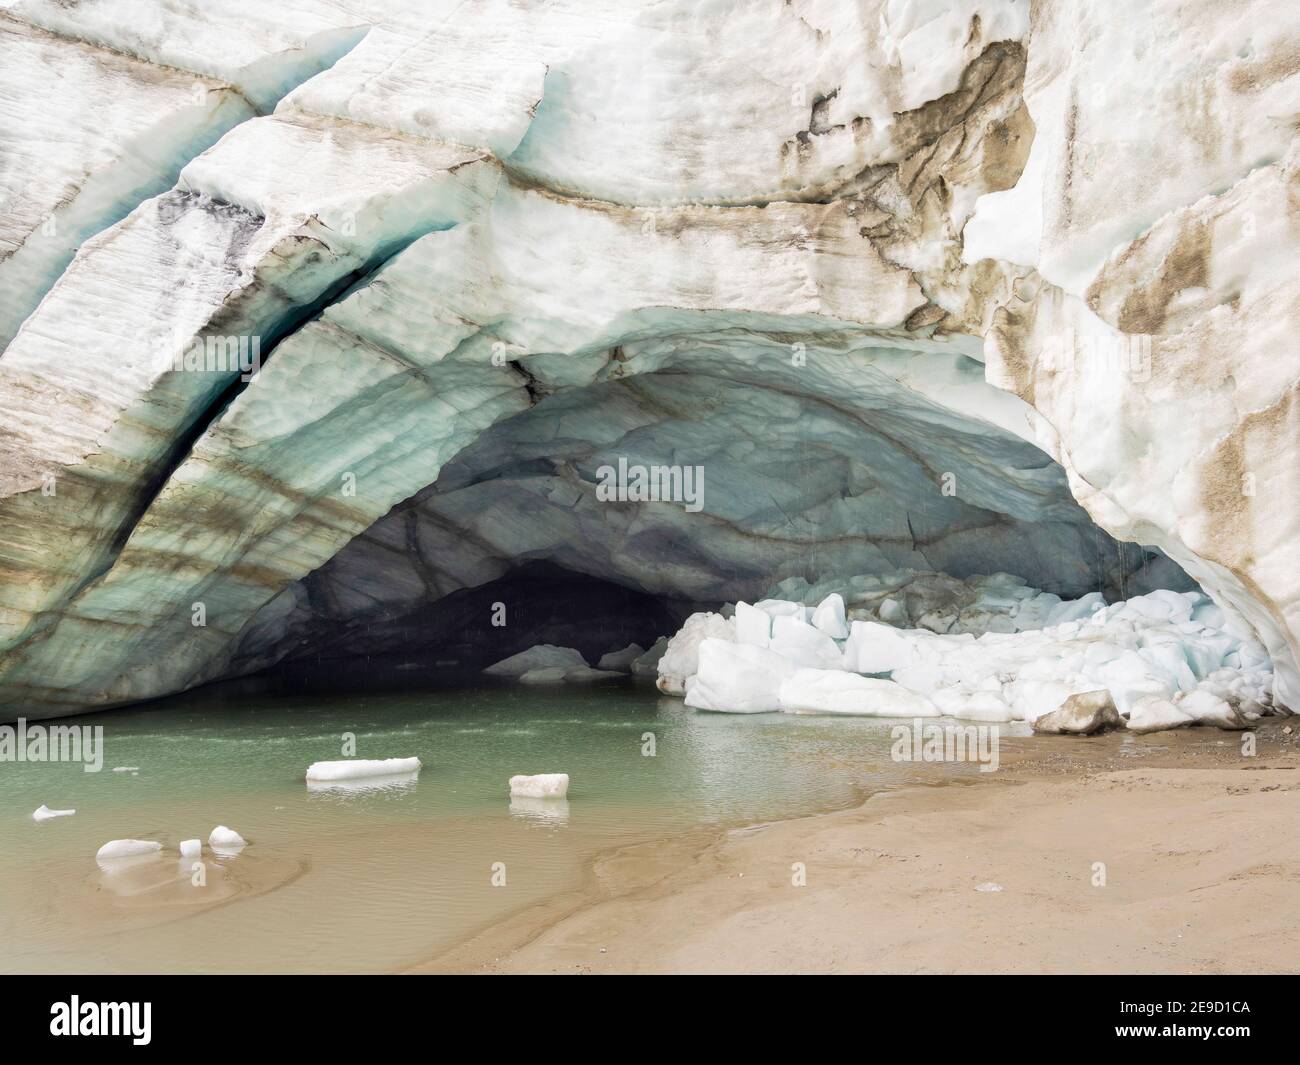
(257, 561, 695, 694)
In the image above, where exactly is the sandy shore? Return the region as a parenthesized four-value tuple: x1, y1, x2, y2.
(422, 722, 1300, 974)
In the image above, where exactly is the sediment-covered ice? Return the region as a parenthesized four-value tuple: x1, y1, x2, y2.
(96, 839, 162, 860)
(305, 757, 422, 782)
(32, 804, 75, 821)
(660, 576, 1276, 731)
(508, 773, 570, 799)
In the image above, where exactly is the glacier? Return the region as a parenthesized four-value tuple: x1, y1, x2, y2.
(0, 0, 1293, 727)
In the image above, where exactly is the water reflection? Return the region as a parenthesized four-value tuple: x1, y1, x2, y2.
(509, 795, 571, 825)
(305, 771, 421, 797)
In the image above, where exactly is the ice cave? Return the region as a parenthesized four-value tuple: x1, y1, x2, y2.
(2, 0, 1299, 985)
(0, 0, 1294, 732)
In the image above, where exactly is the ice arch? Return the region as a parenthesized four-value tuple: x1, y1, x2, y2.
(0, 0, 1293, 718)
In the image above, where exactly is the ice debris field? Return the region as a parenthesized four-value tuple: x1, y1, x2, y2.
(486, 571, 1279, 733)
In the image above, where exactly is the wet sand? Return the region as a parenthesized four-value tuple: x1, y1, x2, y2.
(421, 722, 1300, 974)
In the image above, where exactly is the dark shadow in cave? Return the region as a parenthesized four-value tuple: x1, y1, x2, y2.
(255, 561, 694, 694)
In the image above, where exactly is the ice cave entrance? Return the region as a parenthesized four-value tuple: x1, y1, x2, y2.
(230, 358, 1200, 692)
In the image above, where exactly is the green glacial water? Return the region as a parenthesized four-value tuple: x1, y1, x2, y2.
(0, 680, 977, 973)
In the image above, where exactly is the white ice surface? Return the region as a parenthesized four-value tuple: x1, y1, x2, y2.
(779, 669, 939, 717)
(96, 839, 161, 860)
(660, 580, 1274, 730)
(508, 772, 569, 799)
(305, 757, 421, 782)
(208, 825, 246, 848)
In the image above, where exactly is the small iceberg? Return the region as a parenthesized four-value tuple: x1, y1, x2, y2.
(96, 839, 162, 860)
(32, 804, 75, 821)
(306, 757, 422, 782)
(486, 645, 620, 684)
(179, 838, 202, 859)
(208, 826, 247, 854)
(509, 772, 569, 799)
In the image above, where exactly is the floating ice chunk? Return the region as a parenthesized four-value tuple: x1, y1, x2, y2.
(96, 839, 162, 860)
(769, 615, 842, 670)
(684, 638, 794, 713)
(32, 804, 75, 821)
(734, 601, 772, 647)
(975, 882, 1003, 893)
(810, 593, 849, 639)
(485, 644, 588, 677)
(779, 669, 939, 717)
(509, 772, 569, 799)
(208, 826, 247, 848)
(1127, 695, 1196, 734)
(306, 757, 422, 782)
(501, 652, 613, 686)
(179, 838, 202, 859)
(111, 766, 139, 773)
(597, 643, 644, 671)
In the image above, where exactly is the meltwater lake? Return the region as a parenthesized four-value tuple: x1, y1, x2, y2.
(0, 680, 983, 972)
